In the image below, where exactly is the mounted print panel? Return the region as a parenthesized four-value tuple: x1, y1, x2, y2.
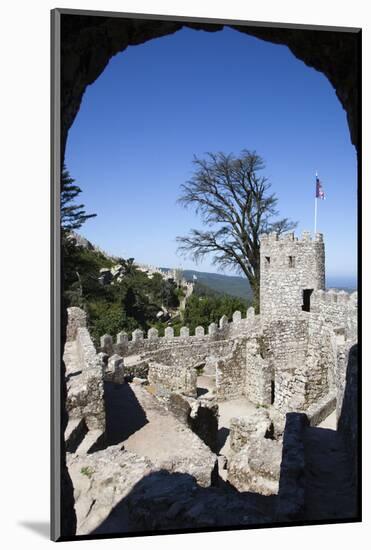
(51, 8, 361, 542)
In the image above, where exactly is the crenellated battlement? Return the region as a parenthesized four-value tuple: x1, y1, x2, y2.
(100, 307, 257, 356)
(311, 289, 357, 340)
(312, 289, 357, 304)
(260, 231, 324, 244)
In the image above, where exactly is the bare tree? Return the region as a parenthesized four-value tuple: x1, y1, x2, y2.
(176, 150, 296, 309)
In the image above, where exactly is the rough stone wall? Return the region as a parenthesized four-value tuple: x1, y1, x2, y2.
(245, 338, 272, 405)
(305, 392, 336, 427)
(148, 362, 197, 399)
(168, 392, 219, 453)
(335, 341, 357, 424)
(262, 317, 308, 373)
(257, 314, 336, 414)
(229, 409, 272, 453)
(337, 344, 358, 483)
(261, 317, 308, 412)
(141, 338, 235, 370)
(60, 305, 77, 537)
(228, 436, 282, 495)
(66, 306, 87, 342)
(260, 232, 325, 318)
(304, 314, 337, 406)
(71, 327, 106, 430)
(215, 338, 247, 401)
(122, 358, 149, 380)
(189, 398, 219, 453)
(311, 289, 357, 340)
(275, 413, 308, 521)
(65, 308, 106, 432)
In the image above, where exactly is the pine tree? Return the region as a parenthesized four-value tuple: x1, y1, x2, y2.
(61, 165, 96, 231)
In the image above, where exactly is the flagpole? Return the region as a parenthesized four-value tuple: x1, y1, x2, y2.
(314, 171, 318, 234)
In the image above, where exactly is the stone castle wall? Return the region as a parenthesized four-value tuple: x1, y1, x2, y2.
(66, 306, 87, 342)
(74, 327, 106, 430)
(148, 362, 197, 399)
(260, 232, 325, 318)
(243, 313, 338, 415)
(304, 314, 337, 405)
(270, 314, 336, 412)
(65, 308, 106, 432)
(311, 289, 357, 340)
(245, 338, 272, 405)
(215, 338, 247, 401)
(100, 308, 259, 365)
(142, 338, 235, 370)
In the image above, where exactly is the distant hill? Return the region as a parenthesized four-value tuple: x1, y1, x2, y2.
(182, 270, 252, 301)
(169, 269, 356, 300)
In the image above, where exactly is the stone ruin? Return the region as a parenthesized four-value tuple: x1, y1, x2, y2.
(63, 231, 358, 534)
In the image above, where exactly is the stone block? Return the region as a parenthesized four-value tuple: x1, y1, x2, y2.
(232, 310, 242, 322)
(100, 334, 113, 354)
(106, 353, 125, 384)
(132, 329, 144, 342)
(228, 436, 282, 495)
(180, 326, 190, 338)
(165, 327, 174, 338)
(208, 322, 217, 336)
(219, 315, 228, 328)
(116, 331, 128, 345)
(195, 326, 205, 337)
(148, 327, 159, 340)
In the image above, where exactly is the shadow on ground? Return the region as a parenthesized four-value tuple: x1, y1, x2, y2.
(18, 521, 49, 539)
(91, 469, 277, 536)
(216, 427, 229, 453)
(104, 382, 148, 446)
(303, 425, 358, 521)
(303, 344, 359, 521)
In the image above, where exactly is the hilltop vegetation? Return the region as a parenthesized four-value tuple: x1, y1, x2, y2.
(63, 235, 250, 345)
(63, 236, 182, 344)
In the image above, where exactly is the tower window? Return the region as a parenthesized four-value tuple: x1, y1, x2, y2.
(289, 256, 295, 268)
(265, 256, 270, 266)
(302, 289, 313, 312)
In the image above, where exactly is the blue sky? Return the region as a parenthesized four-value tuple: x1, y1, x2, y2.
(65, 26, 357, 282)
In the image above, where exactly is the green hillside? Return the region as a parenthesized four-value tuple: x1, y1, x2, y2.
(182, 270, 252, 301)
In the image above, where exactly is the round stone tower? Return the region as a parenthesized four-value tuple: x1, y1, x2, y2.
(260, 231, 325, 318)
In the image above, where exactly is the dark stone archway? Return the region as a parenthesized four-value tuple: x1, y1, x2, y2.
(61, 14, 360, 160)
(56, 12, 360, 538)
